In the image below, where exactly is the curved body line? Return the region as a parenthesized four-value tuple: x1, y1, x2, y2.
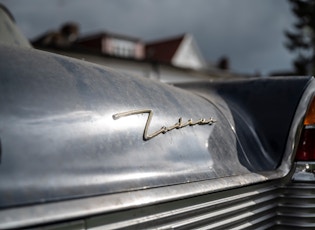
(112, 109, 216, 141)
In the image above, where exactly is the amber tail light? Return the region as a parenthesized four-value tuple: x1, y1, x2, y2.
(296, 98, 315, 161)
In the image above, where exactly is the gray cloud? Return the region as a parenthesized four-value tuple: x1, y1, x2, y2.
(2, 0, 295, 75)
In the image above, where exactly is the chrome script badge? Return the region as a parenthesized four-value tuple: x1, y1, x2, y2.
(113, 109, 216, 141)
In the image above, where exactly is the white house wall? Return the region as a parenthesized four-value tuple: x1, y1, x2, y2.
(172, 35, 206, 70)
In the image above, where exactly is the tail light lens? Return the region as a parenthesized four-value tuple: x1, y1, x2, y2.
(296, 97, 315, 161)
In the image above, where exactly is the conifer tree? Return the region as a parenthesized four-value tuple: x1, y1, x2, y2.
(285, 0, 315, 75)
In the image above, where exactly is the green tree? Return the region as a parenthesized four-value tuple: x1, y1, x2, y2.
(285, 0, 315, 75)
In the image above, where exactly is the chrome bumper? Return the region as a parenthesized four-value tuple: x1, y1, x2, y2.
(2, 164, 315, 229)
(276, 162, 315, 229)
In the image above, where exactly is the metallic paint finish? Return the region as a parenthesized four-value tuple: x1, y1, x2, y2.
(177, 77, 313, 172)
(0, 43, 314, 228)
(0, 6, 31, 48)
(0, 44, 248, 208)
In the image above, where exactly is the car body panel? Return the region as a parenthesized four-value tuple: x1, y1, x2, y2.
(1, 5, 315, 229)
(1, 44, 284, 208)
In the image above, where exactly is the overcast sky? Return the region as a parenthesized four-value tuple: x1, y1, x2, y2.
(2, 0, 296, 75)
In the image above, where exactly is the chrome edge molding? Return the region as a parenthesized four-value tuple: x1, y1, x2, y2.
(0, 172, 273, 229)
(292, 161, 315, 181)
(276, 77, 315, 179)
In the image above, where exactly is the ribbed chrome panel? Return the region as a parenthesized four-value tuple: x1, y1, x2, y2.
(85, 184, 279, 230)
(275, 182, 315, 229)
(10, 180, 315, 229)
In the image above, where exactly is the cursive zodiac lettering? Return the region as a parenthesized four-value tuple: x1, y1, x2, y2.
(112, 109, 216, 141)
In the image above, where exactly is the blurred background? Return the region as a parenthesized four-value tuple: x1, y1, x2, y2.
(1, 0, 314, 80)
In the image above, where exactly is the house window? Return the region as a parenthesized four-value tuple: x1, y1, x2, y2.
(111, 38, 136, 58)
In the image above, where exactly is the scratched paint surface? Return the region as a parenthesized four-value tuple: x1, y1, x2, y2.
(0, 45, 249, 208)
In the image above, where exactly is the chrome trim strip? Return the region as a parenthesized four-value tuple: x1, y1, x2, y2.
(86, 185, 278, 229)
(305, 124, 315, 129)
(0, 173, 276, 229)
(292, 162, 315, 181)
(277, 182, 315, 228)
(276, 77, 315, 178)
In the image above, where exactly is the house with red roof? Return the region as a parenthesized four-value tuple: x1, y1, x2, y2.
(146, 34, 206, 70)
(76, 32, 145, 60)
(32, 23, 242, 82)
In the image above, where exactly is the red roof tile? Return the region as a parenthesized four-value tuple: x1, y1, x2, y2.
(145, 35, 185, 63)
